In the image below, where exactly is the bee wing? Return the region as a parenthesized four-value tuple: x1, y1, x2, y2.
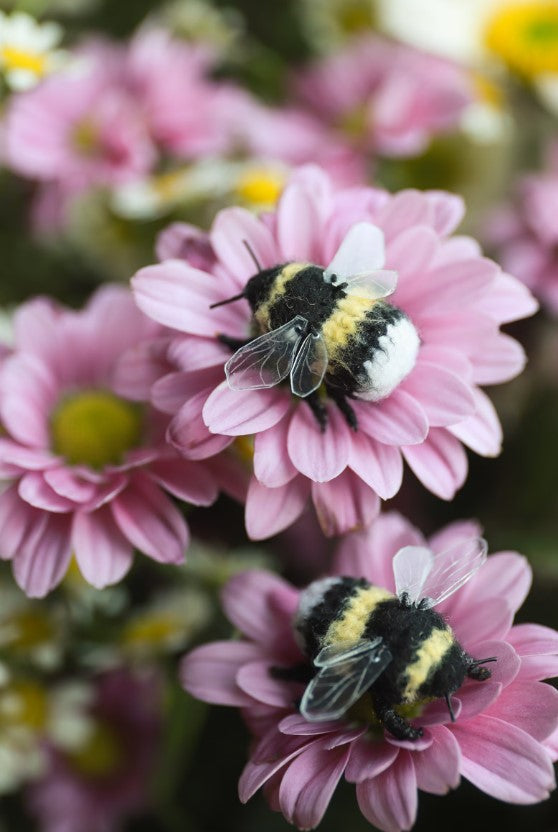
(290, 331, 328, 397)
(300, 637, 392, 722)
(324, 222, 386, 279)
(393, 545, 436, 606)
(343, 270, 399, 301)
(417, 537, 489, 609)
(225, 316, 306, 390)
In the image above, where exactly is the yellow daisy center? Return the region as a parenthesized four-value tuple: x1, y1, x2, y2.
(0, 45, 46, 77)
(67, 719, 124, 778)
(0, 681, 48, 732)
(122, 612, 185, 650)
(235, 168, 285, 208)
(485, 2, 558, 77)
(338, 0, 377, 34)
(50, 390, 143, 470)
(71, 118, 102, 157)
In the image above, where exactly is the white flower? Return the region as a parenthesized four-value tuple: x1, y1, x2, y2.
(0, 11, 65, 91)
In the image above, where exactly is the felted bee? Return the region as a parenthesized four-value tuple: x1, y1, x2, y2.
(211, 223, 420, 430)
(292, 538, 496, 741)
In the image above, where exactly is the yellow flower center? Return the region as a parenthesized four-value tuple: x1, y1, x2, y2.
(8, 610, 55, 651)
(348, 691, 429, 735)
(67, 720, 124, 778)
(235, 169, 285, 208)
(485, 2, 558, 77)
(338, 0, 377, 34)
(50, 390, 143, 470)
(0, 681, 48, 732)
(122, 612, 185, 649)
(0, 46, 46, 77)
(340, 103, 369, 141)
(233, 435, 254, 466)
(71, 118, 101, 156)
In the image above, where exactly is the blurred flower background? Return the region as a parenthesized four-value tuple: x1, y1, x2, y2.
(0, 0, 557, 830)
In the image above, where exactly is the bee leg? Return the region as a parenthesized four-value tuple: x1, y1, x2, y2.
(325, 386, 358, 431)
(217, 333, 253, 351)
(305, 393, 329, 432)
(465, 654, 496, 681)
(372, 695, 424, 741)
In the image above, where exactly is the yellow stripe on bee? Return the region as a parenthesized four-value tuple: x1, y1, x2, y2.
(402, 627, 455, 703)
(321, 295, 375, 358)
(254, 263, 307, 332)
(324, 586, 393, 647)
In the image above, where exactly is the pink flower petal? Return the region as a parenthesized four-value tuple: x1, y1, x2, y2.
(132, 261, 247, 337)
(345, 738, 399, 783)
(239, 734, 312, 803)
(279, 714, 345, 736)
(277, 183, 322, 262)
(450, 599, 513, 645)
(469, 332, 526, 385)
(278, 739, 350, 829)
(402, 428, 468, 500)
(253, 419, 298, 488)
(413, 725, 461, 794)
(448, 387, 503, 457)
(43, 467, 98, 503)
(287, 404, 351, 482)
(237, 660, 300, 707)
(452, 552, 531, 619)
(483, 681, 558, 742)
(111, 337, 171, 402)
(245, 477, 309, 540)
(386, 226, 438, 279)
(403, 258, 498, 313)
(379, 190, 432, 240)
(356, 750, 418, 832)
(12, 513, 72, 598)
(477, 272, 538, 324)
(180, 641, 266, 706)
(464, 641, 521, 688)
(355, 390, 428, 446)
(211, 207, 277, 282)
(0, 353, 56, 447)
(333, 512, 423, 587)
(348, 433, 403, 500)
(0, 439, 59, 471)
(425, 191, 465, 236)
(221, 570, 300, 656)
(453, 682, 502, 720)
(73, 506, 133, 588)
(312, 470, 380, 536)
(110, 473, 188, 564)
(18, 472, 75, 512)
(509, 623, 558, 675)
(453, 715, 555, 804)
(152, 368, 217, 414)
(204, 382, 291, 436)
(169, 392, 234, 460)
(147, 459, 218, 506)
(402, 362, 476, 426)
(0, 485, 44, 560)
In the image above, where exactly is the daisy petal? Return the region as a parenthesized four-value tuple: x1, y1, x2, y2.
(73, 506, 133, 588)
(402, 429, 467, 500)
(356, 751, 418, 832)
(204, 382, 290, 436)
(287, 404, 351, 482)
(180, 641, 266, 707)
(245, 477, 309, 540)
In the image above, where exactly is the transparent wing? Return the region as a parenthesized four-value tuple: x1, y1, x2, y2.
(393, 545, 435, 606)
(324, 222, 386, 280)
(224, 316, 306, 390)
(419, 537, 488, 609)
(344, 269, 398, 301)
(290, 331, 328, 397)
(300, 637, 392, 722)
(314, 639, 377, 667)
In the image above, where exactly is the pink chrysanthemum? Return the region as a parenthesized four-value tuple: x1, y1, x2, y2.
(0, 286, 219, 597)
(489, 144, 558, 315)
(180, 512, 558, 832)
(133, 166, 536, 539)
(4, 41, 155, 196)
(293, 35, 473, 159)
(27, 669, 161, 832)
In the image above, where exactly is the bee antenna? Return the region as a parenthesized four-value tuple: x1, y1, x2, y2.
(209, 291, 247, 309)
(445, 693, 456, 722)
(243, 239, 262, 272)
(470, 656, 498, 666)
